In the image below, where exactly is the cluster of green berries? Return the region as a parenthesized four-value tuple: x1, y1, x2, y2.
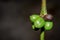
(30, 14, 53, 31)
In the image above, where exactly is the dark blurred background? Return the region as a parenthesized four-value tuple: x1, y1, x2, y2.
(0, 0, 60, 40)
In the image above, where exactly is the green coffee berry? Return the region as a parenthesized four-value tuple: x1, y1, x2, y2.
(34, 17, 45, 28)
(30, 15, 40, 22)
(44, 21, 53, 30)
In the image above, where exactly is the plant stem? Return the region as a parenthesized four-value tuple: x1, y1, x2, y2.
(40, 0, 47, 40)
(40, 31, 44, 40)
(40, 0, 47, 17)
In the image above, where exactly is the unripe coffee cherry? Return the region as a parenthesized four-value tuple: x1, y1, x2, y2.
(30, 15, 40, 22)
(44, 21, 53, 30)
(43, 14, 53, 20)
(34, 17, 45, 28)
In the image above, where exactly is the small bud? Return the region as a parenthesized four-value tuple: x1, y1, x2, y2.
(43, 14, 53, 20)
